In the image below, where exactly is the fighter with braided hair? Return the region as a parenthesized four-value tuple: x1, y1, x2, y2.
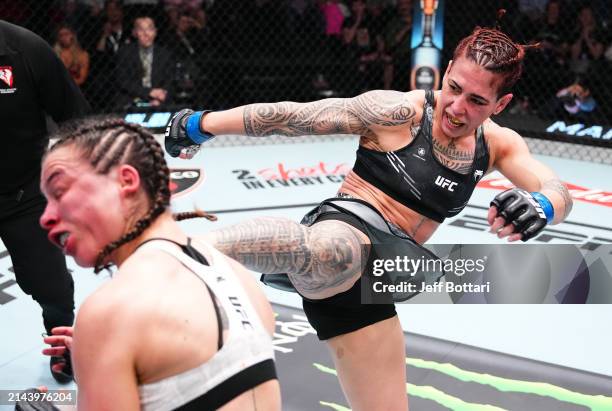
(24, 118, 281, 410)
(165, 25, 573, 410)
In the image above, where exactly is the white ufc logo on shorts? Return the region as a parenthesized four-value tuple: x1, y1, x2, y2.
(435, 175, 458, 192)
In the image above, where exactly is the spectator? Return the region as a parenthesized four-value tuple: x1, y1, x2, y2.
(95, 0, 129, 56)
(162, 10, 211, 104)
(518, 0, 573, 114)
(319, 0, 345, 38)
(161, 9, 209, 60)
(542, 76, 599, 122)
(341, 0, 388, 93)
(382, 0, 413, 90)
(569, 4, 605, 74)
(52, 0, 98, 48)
(89, 0, 129, 111)
(115, 16, 174, 110)
(53, 25, 90, 87)
(288, 0, 326, 57)
(163, 0, 207, 28)
(534, 0, 570, 65)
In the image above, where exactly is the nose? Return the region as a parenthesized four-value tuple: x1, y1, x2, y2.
(40, 202, 59, 230)
(450, 95, 468, 117)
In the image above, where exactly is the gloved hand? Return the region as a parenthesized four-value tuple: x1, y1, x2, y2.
(164, 109, 214, 159)
(489, 188, 554, 242)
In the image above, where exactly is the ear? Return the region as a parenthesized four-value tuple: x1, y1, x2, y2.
(494, 93, 513, 115)
(117, 164, 141, 198)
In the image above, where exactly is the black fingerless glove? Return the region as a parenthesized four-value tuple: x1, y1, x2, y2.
(490, 188, 554, 242)
(164, 109, 214, 158)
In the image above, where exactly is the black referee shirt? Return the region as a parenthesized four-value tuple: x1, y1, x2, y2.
(0, 20, 90, 193)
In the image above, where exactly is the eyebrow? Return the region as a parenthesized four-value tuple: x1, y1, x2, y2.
(44, 170, 62, 189)
(449, 79, 490, 104)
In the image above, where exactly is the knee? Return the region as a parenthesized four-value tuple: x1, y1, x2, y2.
(305, 222, 367, 277)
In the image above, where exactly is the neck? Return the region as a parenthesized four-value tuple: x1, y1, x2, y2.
(112, 212, 187, 268)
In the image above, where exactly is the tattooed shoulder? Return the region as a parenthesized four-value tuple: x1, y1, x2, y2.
(350, 90, 416, 128)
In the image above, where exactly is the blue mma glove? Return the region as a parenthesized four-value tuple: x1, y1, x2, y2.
(164, 109, 214, 158)
(490, 188, 554, 242)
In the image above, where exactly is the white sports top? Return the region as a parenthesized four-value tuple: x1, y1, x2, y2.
(136, 239, 276, 411)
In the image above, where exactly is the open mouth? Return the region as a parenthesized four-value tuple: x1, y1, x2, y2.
(50, 231, 70, 250)
(446, 113, 464, 128)
(59, 232, 69, 248)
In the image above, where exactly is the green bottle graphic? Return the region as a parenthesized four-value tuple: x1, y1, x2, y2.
(410, 0, 441, 90)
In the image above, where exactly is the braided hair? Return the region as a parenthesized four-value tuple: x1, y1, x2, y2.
(452, 10, 539, 97)
(46, 118, 216, 273)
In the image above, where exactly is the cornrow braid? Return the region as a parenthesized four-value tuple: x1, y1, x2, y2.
(93, 122, 171, 272)
(453, 11, 540, 97)
(46, 118, 213, 274)
(174, 210, 218, 222)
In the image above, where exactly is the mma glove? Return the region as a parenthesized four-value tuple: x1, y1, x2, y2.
(164, 109, 214, 159)
(490, 188, 554, 242)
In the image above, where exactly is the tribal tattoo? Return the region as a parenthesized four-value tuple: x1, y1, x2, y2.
(242, 90, 416, 138)
(542, 179, 573, 219)
(431, 137, 475, 174)
(207, 217, 367, 295)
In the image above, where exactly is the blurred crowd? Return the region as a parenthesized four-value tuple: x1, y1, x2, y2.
(2, 0, 610, 122)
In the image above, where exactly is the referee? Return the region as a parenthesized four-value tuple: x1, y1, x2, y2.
(0, 20, 90, 383)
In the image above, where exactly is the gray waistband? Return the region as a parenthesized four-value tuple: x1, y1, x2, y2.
(336, 193, 412, 238)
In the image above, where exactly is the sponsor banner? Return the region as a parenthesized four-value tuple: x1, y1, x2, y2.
(169, 167, 204, 197)
(232, 162, 350, 190)
(477, 178, 612, 208)
(497, 113, 612, 148)
(272, 304, 612, 411)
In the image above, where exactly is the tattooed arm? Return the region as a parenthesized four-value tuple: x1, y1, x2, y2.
(198, 90, 416, 139)
(492, 126, 573, 223)
(200, 217, 369, 299)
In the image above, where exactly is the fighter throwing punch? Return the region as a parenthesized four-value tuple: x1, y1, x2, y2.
(165, 25, 573, 410)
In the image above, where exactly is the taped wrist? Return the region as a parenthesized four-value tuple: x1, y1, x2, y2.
(185, 110, 214, 144)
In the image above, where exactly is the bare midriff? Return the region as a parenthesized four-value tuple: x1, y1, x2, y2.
(338, 170, 440, 244)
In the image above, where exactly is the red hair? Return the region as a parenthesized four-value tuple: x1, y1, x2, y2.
(453, 26, 537, 97)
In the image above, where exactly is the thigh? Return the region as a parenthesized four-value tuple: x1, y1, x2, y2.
(288, 217, 371, 300)
(326, 315, 408, 411)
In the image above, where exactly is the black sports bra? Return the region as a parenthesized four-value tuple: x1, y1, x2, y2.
(352, 90, 490, 223)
